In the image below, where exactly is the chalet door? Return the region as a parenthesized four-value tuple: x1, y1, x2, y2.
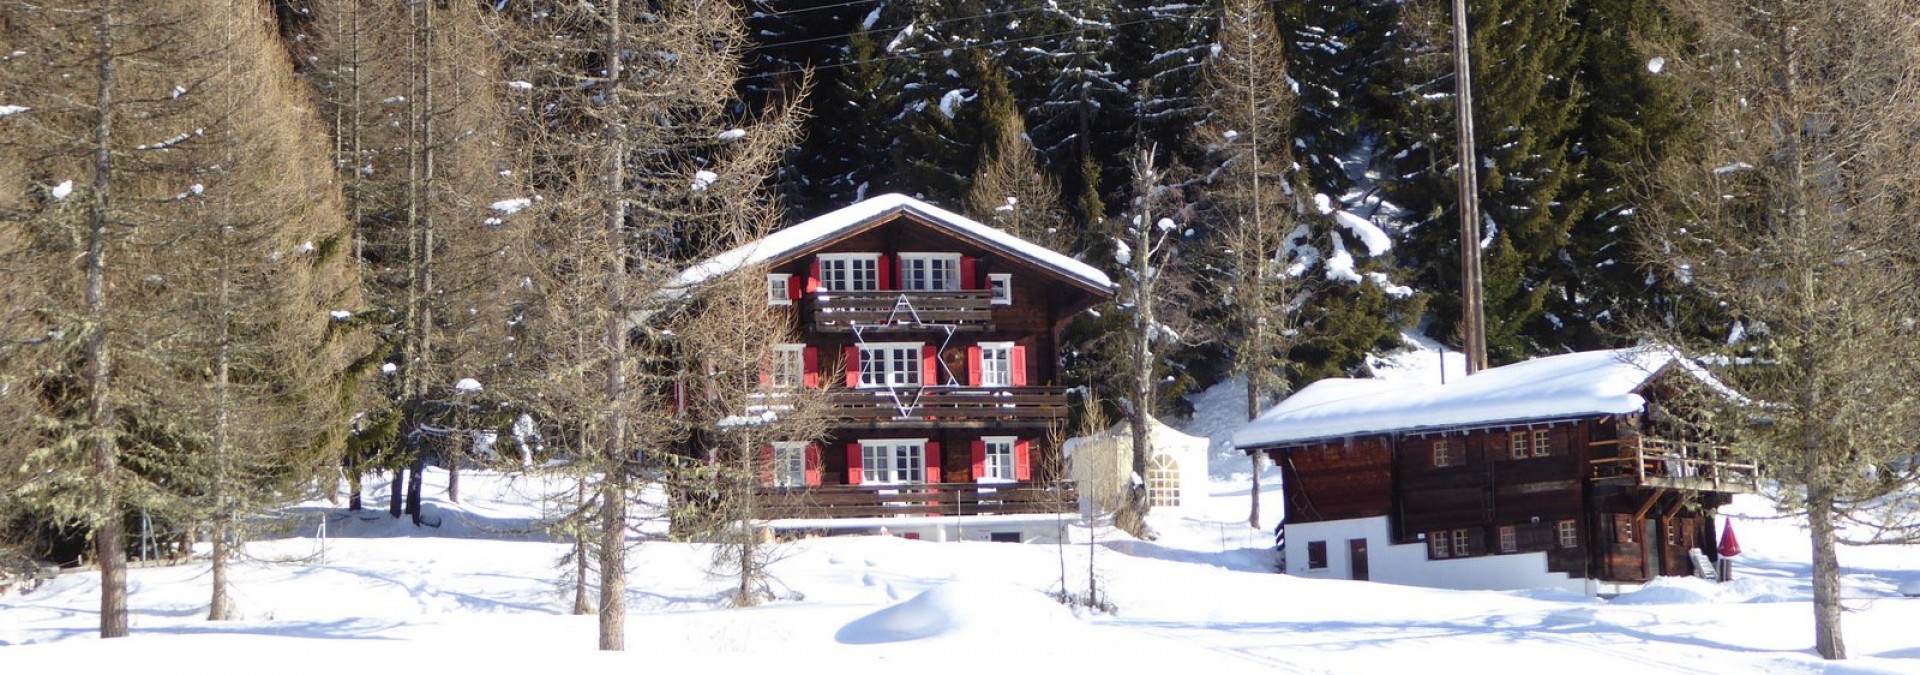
(1349, 538, 1370, 581)
(1643, 518, 1662, 577)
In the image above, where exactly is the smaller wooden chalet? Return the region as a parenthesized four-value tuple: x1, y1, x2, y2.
(672, 194, 1114, 541)
(1234, 347, 1757, 594)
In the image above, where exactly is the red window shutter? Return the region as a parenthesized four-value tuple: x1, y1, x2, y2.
(1015, 439, 1032, 481)
(1011, 345, 1028, 386)
(759, 444, 775, 487)
(966, 346, 983, 386)
(960, 256, 978, 290)
(805, 443, 823, 487)
(846, 442, 863, 485)
(878, 254, 894, 290)
(806, 259, 821, 293)
(803, 346, 820, 388)
(925, 441, 942, 484)
(971, 439, 987, 481)
(922, 345, 938, 385)
(844, 345, 860, 388)
(786, 273, 803, 301)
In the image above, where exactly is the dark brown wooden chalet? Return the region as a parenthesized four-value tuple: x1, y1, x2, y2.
(672, 194, 1113, 531)
(1233, 348, 1757, 591)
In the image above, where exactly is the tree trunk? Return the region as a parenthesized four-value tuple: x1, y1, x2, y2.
(389, 465, 404, 518)
(1247, 377, 1261, 529)
(208, 514, 231, 620)
(1807, 476, 1846, 659)
(406, 456, 425, 524)
(597, 0, 631, 651)
(573, 473, 592, 615)
(86, 0, 128, 639)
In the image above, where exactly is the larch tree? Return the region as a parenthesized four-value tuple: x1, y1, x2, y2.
(1643, 0, 1920, 660)
(500, 0, 804, 650)
(1195, 0, 1310, 530)
(965, 62, 1069, 252)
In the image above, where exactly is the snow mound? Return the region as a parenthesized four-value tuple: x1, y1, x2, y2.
(1608, 577, 1721, 605)
(834, 581, 1070, 644)
(1901, 577, 1920, 598)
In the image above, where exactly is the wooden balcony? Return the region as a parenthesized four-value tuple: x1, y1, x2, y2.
(828, 386, 1067, 428)
(809, 289, 995, 332)
(755, 481, 1076, 519)
(1590, 437, 1760, 493)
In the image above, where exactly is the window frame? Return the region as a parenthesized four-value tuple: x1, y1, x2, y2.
(1557, 520, 1579, 549)
(1146, 453, 1180, 507)
(988, 273, 1013, 305)
(1306, 540, 1328, 569)
(981, 435, 1017, 482)
(860, 439, 927, 485)
(1498, 525, 1517, 553)
(857, 342, 923, 388)
(1509, 431, 1530, 460)
(899, 252, 961, 291)
(1432, 439, 1458, 468)
(772, 441, 807, 488)
(1531, 429, 1552, 457)
(770, 343, 805, 390)
(818, 253, 880, 292)
(1451, 528, 1471, 557)
(977, 341, 1014, 388)
(1429, 531, 1451, 559)
(766, 274, 793, 306)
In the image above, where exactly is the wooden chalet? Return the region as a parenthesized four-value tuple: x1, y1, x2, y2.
(1233, 347, 1757, 594)
(671, 194, 1114, 540)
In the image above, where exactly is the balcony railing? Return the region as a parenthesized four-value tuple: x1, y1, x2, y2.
(828, 386, 1067, 426)
(755, 481, 1076, 519)
(1590, 437, 1759, 493)
(809, 289, 995, 332)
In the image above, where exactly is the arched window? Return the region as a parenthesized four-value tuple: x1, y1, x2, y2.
(1146, 453, 1180, 507)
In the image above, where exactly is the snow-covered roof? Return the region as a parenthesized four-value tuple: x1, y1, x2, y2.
(1233, 346, 1734, 449)
(670, 193, 1114, 294)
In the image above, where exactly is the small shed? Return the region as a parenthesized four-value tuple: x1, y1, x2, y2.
(1064, 415, 1210, 514)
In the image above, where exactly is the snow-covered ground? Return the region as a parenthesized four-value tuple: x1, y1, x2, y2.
(5, 346, 1920, 673)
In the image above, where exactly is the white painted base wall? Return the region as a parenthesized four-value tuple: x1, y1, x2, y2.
(767, 513, 1072, 544)
(1286, 517, 1596, 595)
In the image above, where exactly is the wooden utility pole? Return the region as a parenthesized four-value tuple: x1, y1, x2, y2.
(1452, 0, 1489, 374)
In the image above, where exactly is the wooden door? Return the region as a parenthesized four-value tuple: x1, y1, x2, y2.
(1349, 538, 1370, 581)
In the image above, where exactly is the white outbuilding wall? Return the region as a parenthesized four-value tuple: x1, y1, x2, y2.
(1286, 516, 1592, 595)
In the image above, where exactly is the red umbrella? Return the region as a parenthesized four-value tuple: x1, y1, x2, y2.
(1718, 519, 1742, 558)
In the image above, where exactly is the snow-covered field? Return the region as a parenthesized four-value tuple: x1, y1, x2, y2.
(5, 348, 1920, 674)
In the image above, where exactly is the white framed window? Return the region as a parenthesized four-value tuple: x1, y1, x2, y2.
(981, 436, 1017, 482)
(1451, 528, 1470, 557)
(1147, 453, 1180, 507)
(899, 252, 960, 291)
(1431, 439, 1459, 468)
(1498, 525, 1517, 553)
(771, 344, 805, 389)
(772, 442, 807, 487)
(1509, 431, 1530, 460)
(861, 439, 926, 485)
(1429, 531, 1450, 559)
(978, 341, 1013, 387)
(988, 273, 1012, 305)
(1531, 429, 1551, 457)
(818, 253, 879, 292)
(858, 342, 923, 388)
(766, 274, 792, 305)
(1557, 520, 1579, 549)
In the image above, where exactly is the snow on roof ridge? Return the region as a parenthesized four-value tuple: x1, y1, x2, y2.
(670, 193, 1114, 293)
(1233, 345, 1727, 449)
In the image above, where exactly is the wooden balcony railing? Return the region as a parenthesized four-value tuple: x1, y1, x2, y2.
(828, 386, 1067, 426)
(1590, 437, 1759, 493)
(809, 289, 995, 332)
(755, 481, 1077, 519)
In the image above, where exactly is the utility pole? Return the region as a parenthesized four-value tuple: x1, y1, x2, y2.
(1451, 0, 1489, 374)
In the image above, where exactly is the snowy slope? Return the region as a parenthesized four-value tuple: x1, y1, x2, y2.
(4, 455, 1920, 673)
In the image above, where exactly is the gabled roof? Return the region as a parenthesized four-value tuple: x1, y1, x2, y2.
(1233, 346, 1739, 449)
(671, 193, 1114, 295)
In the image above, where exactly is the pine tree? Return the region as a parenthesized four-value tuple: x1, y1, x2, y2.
(1377, 0, 1584, 363)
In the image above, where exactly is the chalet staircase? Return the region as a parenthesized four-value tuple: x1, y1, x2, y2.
(1689, 548, 1717, 581)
